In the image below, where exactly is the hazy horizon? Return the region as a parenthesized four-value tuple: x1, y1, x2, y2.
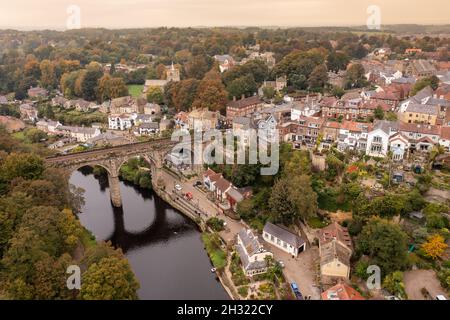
(1, 0, 449, 31)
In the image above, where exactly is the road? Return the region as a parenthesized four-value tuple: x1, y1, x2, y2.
(158, 168, 321, 299)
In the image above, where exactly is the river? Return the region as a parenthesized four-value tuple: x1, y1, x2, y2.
(70, 167, 229, 300)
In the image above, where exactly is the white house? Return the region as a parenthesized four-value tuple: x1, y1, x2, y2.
(108, 114, 134, 130)
(366, 120, 398, 158)
(58, 126, 101, 142)
(236, 229, 273, 277)
(291, 100, 321, 120)
(203, 168, 222, 192)
(389, 133, 409, 161)
(263, 222, 306, 257)
(136, 122, 160, 136)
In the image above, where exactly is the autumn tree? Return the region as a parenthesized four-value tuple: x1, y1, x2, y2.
(80, 255, 139, 300)
(327, 51, 350, 72)
(146, 86, 164, 104)
(308, 64, 329, 91)
(421, 234, 448, 260)
(344, 63, 368, 89)
(192, 73, 228, 112)
(40, 60, 56, 89)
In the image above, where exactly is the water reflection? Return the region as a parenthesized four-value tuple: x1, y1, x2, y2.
(71, 167, 229, 300)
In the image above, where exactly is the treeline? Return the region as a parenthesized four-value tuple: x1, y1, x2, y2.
(0, 126, 139, 299)
(2, 27, 449, 105)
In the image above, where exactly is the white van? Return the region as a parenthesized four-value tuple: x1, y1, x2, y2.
(436, 295, 447, 300)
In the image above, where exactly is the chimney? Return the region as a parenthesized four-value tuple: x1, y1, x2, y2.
(241, 94, 245, 100)
(233, 96, 236, 102)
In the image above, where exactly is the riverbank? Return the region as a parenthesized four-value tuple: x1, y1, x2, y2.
(151, 181, 238, 300)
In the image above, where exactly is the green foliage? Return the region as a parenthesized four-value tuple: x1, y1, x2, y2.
(206, 217, 225, 232)
(410, 76, 439, 96)
(269, 175, 318, 225)
(119, 157, 153, 189)
(80, 255, 139, 300)
(201, 233, 227, 270)
(146, 86, 164, 104)
(383, 271, 408, 299)
(226, 74, 257, 99)
(357, 218, 409, 275)
(344, 63, 368, 89)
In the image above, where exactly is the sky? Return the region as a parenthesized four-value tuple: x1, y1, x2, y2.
(0, 0, 450, 30)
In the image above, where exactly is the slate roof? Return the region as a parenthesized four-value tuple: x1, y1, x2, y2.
(263, 222, 305, 249)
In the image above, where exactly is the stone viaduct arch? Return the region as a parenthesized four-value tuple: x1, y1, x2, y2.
(45, 139, 178, 207)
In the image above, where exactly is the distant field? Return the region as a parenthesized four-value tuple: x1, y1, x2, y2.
(128, 84, 144, 97)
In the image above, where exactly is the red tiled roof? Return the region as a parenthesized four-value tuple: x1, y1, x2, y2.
(399, 122, 441, 136)
(215, 177, 231, 193)
(228, 96, 262, 109)
(441, 127, 450, 140)
(324, 121, 341, 129)
(321, 283, 365, 300)
(318, 222, 353, 250)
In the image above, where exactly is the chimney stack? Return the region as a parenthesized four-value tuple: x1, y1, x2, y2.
(233, 96, 236, 102)
(241, 94, 245, 100)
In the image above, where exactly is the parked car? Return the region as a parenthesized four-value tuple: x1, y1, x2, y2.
(290, 282, 304, 300)
(175, 184, 183, 191)
(193, 181, 202, 187)
(277, 261, 285, 269)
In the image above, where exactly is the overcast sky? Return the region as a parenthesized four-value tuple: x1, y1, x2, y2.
(1, 0, 449, 30)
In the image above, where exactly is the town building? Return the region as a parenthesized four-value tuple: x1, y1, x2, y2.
(214, 55, 235, 73)
(58, 125, 101, 142)
(262, 222, 306, 257)
(321, 283, 365, 300)
(236, 229, 273, 277)
(366, 120, 399, 158)
(318, 223, 353, 282)
(226, 95, 264, 120)
(27, 86, 48, 98)
(108, 114, 134, 131)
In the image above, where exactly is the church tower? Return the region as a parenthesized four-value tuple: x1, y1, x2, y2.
(166, 62, 180, 82)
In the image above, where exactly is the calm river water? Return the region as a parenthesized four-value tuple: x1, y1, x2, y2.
(70, 168, 229, 300)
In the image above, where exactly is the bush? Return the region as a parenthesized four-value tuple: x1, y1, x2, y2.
(383, 271, 408, 299)
(238, 286, 248, 298)
(206, 217, 225, 232)
(355, 259, 370, 280)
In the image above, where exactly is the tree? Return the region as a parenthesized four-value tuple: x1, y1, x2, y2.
(40, 60, 56, 89)
(327, 52, 350, 72)
(357, 218, 408, 275)
(421, 234, 448, 260)
(308, 64, 329, 91)
(23, 128, 47, 143)
(81, 63, 103, 101)
(146, 86, 164, 104)
(226, 74, 257, 99)
(374, 106, 385, 120)
(0, 153, 44, 182)
(383, 271, 407, 299)
(410, 76, 440, 96)
(192, 77, 228, 113)
(262, 86, 276, 100)
(172, 79, 200, 111)
(269, 175, 317, 225)
(80, 255, 139, 300)
(185, 54, 211, 80)
(344, 63, 367, 89)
